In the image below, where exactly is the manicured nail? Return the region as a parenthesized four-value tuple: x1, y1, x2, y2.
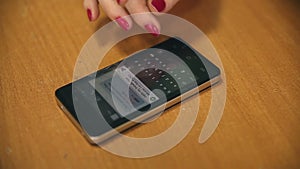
(151, 0, 166, 12)
(87, 9, 92, 21)
(117, 0, 121, 4)
(145, 24, 160, 37)
(116, 16, 130, 31)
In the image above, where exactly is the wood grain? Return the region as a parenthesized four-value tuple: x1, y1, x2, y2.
(0, 0, 299, 168)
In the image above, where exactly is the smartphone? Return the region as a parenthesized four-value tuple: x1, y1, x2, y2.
(55, 37, 221, 144)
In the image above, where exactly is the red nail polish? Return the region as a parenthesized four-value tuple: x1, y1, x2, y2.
(117, 0, 121, 4)
(87, 9, 92, 21)
(116, 16, 130, 31)
(145, 24, 160, 37)
(151, 0, 166, 12)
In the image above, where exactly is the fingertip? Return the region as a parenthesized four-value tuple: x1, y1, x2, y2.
(148, 0, 179, 14)
(145, 23, 161, 36)
(83, 0, 100, 21)
(100, 0, 133, 30)
(87, 8, 93, 21)
(115, 15, 133, 31)
(87, 8, 100, 21)
(117, 0, 128, 6)
(148, 0, 166, 13)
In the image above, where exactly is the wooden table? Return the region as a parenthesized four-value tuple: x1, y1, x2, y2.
(1, 0, 299, 168)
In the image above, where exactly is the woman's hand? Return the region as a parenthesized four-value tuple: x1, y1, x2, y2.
(83, 0, 179, 36)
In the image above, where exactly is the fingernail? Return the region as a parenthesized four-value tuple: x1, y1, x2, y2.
(116, 16, 130, 31)
(117, 0, 121, 4)
(151, 0, 166, 12)
(145, 24, 160, 37)
(87, 9, 92, 21)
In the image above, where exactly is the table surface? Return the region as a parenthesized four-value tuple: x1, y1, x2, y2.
(1, 0, 299, 169)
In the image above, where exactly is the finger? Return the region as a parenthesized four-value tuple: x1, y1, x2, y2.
(117, 0, 128, 6)
(99, 0, 133, 31)
(125, 0, 161, 36)
(148, 0, 180, 13)
(83, 0, 100, 21)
